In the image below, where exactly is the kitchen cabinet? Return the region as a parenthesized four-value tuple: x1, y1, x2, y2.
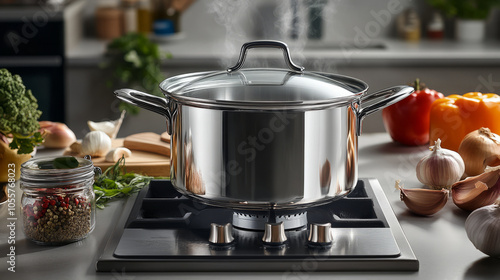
(0, 0, 85, 122)
(1, 133, 499, 279)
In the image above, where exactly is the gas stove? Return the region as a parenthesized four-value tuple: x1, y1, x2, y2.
(96, 178, 418, 272)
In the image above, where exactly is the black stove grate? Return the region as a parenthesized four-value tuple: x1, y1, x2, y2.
(125, 180, 386, 230)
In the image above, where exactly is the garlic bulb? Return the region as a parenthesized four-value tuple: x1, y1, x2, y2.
(105, 147, 132, 162)
(465, 202, 500, 258)
(458, 128, 500, 177)
(416, 138, 465, 189)
(451, 166, 500, 212)
(81, 131, 112, 157)
(396, 180, 449, 216)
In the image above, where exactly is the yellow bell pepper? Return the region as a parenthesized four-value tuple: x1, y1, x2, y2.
(429, 92, 500, 152)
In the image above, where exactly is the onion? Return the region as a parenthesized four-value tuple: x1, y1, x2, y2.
(458, 128, 500, 177)
(40, 121, 77, 149)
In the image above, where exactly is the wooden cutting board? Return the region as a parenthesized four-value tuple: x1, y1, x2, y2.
(123, 132, 170, 156)
(64, 133, 170, 177)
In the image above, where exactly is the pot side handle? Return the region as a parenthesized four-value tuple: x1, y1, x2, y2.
(114, 89, 173, 134)
(356, 85, 414, 136)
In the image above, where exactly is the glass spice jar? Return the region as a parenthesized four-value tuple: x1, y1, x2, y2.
(20, 156, 100, 245)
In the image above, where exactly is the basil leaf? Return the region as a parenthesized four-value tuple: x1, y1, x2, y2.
(37, 161, 55, 169)
(53, 156, 79, 169)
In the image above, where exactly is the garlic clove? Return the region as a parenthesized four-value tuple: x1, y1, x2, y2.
(396, 180, 449, 216)
(87, 110, 126, 139)
(69, 141, 82, 155)
(451, 168, 500, 212)
(486, 155, 500, 170)
(105, 147, 132, 163)
(465, 203, 500, 258)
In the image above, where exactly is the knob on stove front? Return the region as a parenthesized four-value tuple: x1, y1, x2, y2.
(209, 223, 234, 246)
(262, 221, 287, 246)
(308, 223, 333, 246)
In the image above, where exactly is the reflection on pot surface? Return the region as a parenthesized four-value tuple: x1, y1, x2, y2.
(169, 106, 358, 210)
(320, 159, 331, 195)
(184, 133, 205, 195)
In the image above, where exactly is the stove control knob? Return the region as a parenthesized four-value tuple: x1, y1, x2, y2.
(308, 223, 333, 246)
(262, 221, 287, 245)
(209, 223, 234, 245)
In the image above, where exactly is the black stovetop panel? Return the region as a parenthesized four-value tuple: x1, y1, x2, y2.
(96, 179, 419, 272)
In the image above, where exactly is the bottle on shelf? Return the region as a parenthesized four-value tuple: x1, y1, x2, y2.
(137, 0, 152, 34)
(397, 8, 421, 42)
(152, 0, 180, 37)
(95, 0, 124, 40)
(122, 0, 138, 33)
(427, 12, 444, 40)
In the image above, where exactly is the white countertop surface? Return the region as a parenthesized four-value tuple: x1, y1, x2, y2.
(1, 132, 499, 279)
(67, 36, 500, 67)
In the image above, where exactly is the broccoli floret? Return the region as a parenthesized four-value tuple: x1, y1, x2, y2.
(0, 68, 43, 154)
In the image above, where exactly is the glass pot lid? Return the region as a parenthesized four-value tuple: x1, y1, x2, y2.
(159, 41, 368, 109)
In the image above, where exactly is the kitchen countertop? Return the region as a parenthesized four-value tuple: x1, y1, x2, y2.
(1, 132, 500, 279)
(67, 37, 500, 67)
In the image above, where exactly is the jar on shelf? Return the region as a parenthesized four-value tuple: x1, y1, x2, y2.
(137, 0, 152, 34)
(20, 156, 100, 245)
(122, 0, 139, 33)
(397, 8, 421, 42)
(95, 0, 124, 40)
(427, 12, 444, 40)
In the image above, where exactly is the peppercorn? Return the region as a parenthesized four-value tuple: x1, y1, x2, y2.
(22, 192, 93, 244)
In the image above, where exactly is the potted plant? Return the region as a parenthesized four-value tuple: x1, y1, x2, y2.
(427, 0, 500, 42)
(101, 32, 171, 115)
(0, 69, 44, 203)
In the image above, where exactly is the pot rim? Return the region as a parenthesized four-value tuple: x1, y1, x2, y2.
(159, 70, 369, 110)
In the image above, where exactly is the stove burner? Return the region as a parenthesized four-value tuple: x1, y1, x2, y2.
(232, 210, 307, 231)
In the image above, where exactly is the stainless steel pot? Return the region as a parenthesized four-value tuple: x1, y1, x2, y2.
(115, 40, 413, 210)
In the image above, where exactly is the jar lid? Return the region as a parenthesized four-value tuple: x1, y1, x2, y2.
(20, 156, 96, 188)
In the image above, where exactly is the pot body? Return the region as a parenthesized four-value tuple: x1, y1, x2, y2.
(114, 40, 413, 210)
(169, 104, 357, 210)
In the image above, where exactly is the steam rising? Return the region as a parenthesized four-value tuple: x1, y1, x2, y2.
(206, 0, 338, 72)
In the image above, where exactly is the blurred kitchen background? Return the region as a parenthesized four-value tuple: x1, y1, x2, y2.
(1, 0, 500, 138)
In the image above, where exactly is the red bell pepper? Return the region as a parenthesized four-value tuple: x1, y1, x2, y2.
(382, 79, 444, 146)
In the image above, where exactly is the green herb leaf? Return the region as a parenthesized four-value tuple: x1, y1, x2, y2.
(93, 155, 154, 209)
(53, 156, 79, 169)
